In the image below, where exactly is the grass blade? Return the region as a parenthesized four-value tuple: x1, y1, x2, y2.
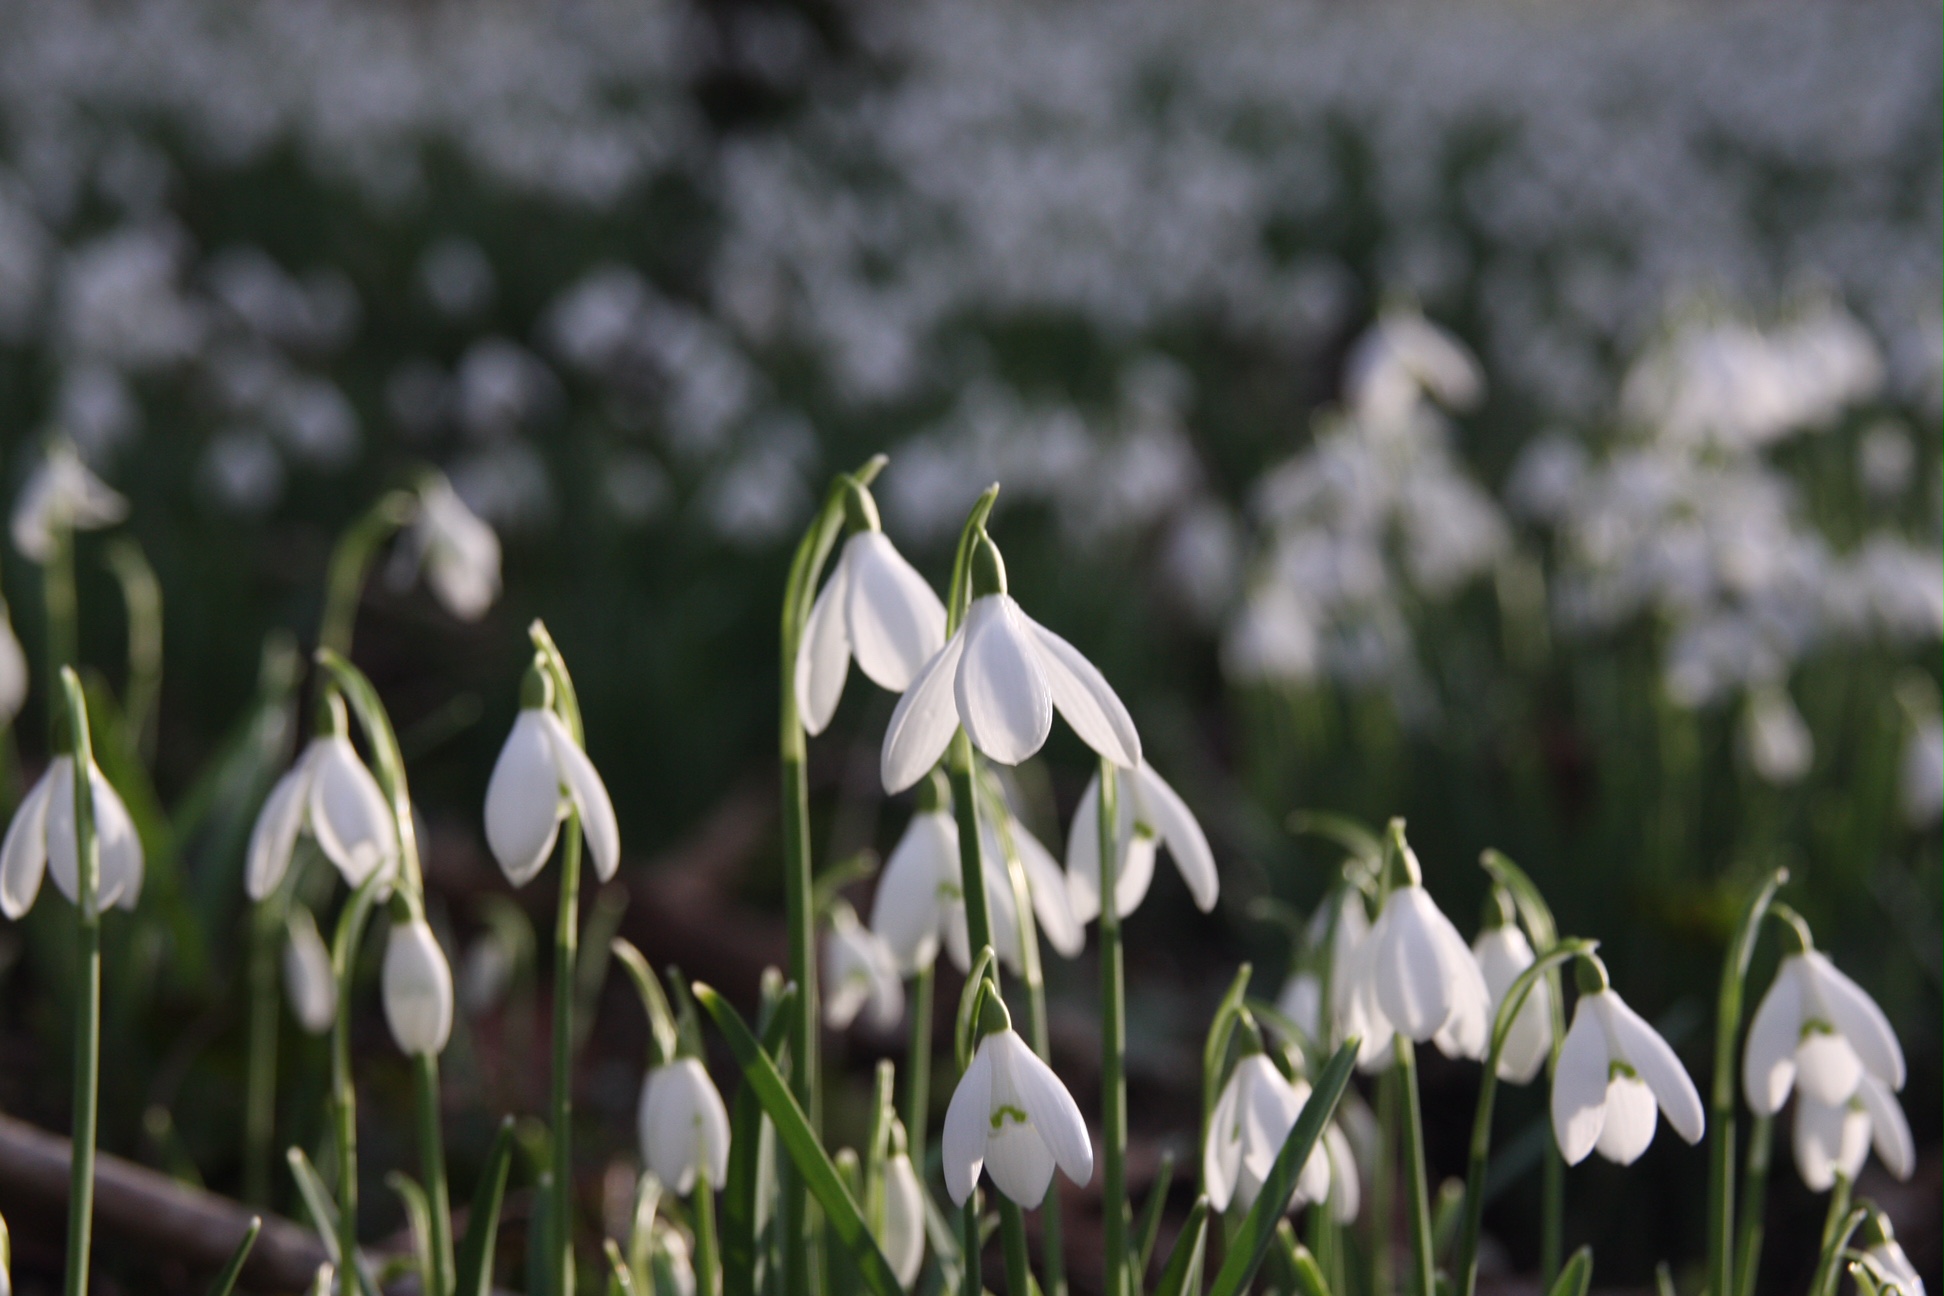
(1152, 1196, 1210, 1296)
(385, 1172, 436, 1294)
(203, 1216, 260, 1296)
(723, 975, 796, 1296)
(693, 982, 906, 1296)
(1208, 1041, 1357, 1296)
(455, 1117, 518, 1296)
(1274, 1222, 1331, 1296)
(286, 1147, 341, 1265)
(1547, 1247, 1594, 1296)
(1133, 1150, 1176, 1280)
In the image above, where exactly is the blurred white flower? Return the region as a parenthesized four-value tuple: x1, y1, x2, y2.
(1901, 718, 1943, 829)
(1344, 307, 1483, 429)
(1221, 583, 1319, 685)
(823, 901, 904, 1031)
(382, 917, 454, 1056)
(1473, 923, 1553, 1085)
(1792, 1072, 1913, 1193)
(879, 1147, 926, 1288)
(1063, 760, 1218, 922)
(1743, 950, 1904, 1115)
(943, 1026, 1092, 1207)
(795, 513, 947, 735)
(638, 1058, 730, 1195)
(1203, 1053, 1357, 1222)
(1345, 881, 1490, 1067)
(283, 906, 336, 1035)
(1742, 687, 1814, 785)
(390, 471, 502, 621)
(0, 754, 145, 917)
(1551, 987, 1704, 1166)
(11, 441, 128, 562)
(0, 599, 25, 728)
(484, 692, 619, 886)
(1858, 422, 1915, 500)
(1276, 971, 1322, 1042)
(246, 733, 398, 899)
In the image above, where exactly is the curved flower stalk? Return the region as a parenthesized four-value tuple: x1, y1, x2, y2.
(1473, 898, 1554, 1084)
(483, 663, 620, 886)
(1063, 759, 1217, 922)
(1551, 962, 1705, 1166)
(1792, 1072, 1913, 1192)
(282, 906, 336, 1035)
(0, 749, 144, 918)
(825, 900, 904, 1031)
(1204, 1053, 1357, 1223)
(383, 915, 455, 1056)
(638, 1057, 732, 1196)
(245, 700, 398, 900)
(880, 531, 1140, 793)
(943, 1014, 1093, 1208)
(10, 441, 128, 564)
(0, 596, 26, 728)
(387, 470, 501, 621)
(795, 479, 947, 735)
(1743, 933, 1905, 1117)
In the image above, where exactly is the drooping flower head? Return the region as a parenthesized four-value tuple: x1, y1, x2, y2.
(796, 479, 946, 735)
(876, 1120, 927, 1288)
(1792, 1072, 1913, 1193)
(1551, 962, 1704, 1166)
(1, 703, 144, 919)
(1743, 924, 1905, 1117)
(388, 470, 501, 621)
(485, 657, 619, 886)
(11, 439, 128, 563)
(824, 900, 904, 1032)
(246, 693, 399, 900)
(1203, 1050, 1358, 1223)
(881, 531, 1139, 794)
(638, 1057, 731, 1195)
(1064, 759, 1217, 922)
(383, 914, 454, 1056)
(1472, 890, 1554, 1085)
(943, 995, 1092, 1207)
(1856, 1216, 1927, 1296)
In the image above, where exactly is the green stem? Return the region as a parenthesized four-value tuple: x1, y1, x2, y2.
(61, 672, 99, 1296)
(331, 874, 385, 1295)
(904, 963, 934, 1176)
(414, 1053, 455, 1295)
(1000, 1199, 1033, 1296)
(1097, 761, 1127, 1296)
(1705, 869, 1786, 1296)
(1540, 1123, 1564, 1286)
(1370, 1068, 1397, 1296)
(959, 1191, 984, 1296)
(1808, 1178, 1859, 1296)
(243, 900, 282, 1206)
(694, 1174, 721, 1296)
(1395, 1039, 1435, 1296)
(1731, 1115, 1773, 1296)
(553, 818, 584, 1296)
(318, 491, 415, 660)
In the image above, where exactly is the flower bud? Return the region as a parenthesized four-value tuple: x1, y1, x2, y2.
(383, 918, 454, 1056)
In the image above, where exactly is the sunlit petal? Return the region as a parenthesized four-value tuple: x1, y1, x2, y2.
(382, 919, 454, 1056)
(1594, 1074, 1658, 1165)
(1132, 763, 1217, 912)
(871, 811, 957, 973)
(539, 711, 620, 882)
(1857, 1073, 1914, 1180)
(1596, 991, 1704, 1145)
(485, 711, 563, 885)
(795, 558, 851, 736)
(843, 532, 946, 694)
(0, 767, 53, 919)
(1551, 1000, 1610, 1165)
(308, 736, 397, 888)
(1025, 618, 1140, 769)
(1742, 957, 1804, 1115)
(942, 1043, 993, 1206)
(1002, 1032, 1093, 1187)
(955, 597, 1051, 766)
(1802, 951, 1905, 1091)
(1794, 1031, 1863, 1108)
(247, 759, 313, 900)
(880, 631, 966, 794)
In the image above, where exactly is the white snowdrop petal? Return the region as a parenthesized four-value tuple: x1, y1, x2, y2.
(942, 1044, 993, 1206)
(795, 561, 851, 736)
(871, 812, 957, 973)
(1133, 764, 1218, 912)
(1106, 833, 1153, 919)
(983, 1110, 1057, 1206)
(843, 532, 947, 694)
(45, 758, 84, 904)
(1597, 992, 1705, 1145)
(284, 907, 337, 1034)
(1003, 1034, 1094, 1187)
(1551, 1001, 1610, 1165)
(485, 711, 564, 885)
(1802, 952, 1905, 1091)
(881, 1154, 927, 1287)
(1277, 973, 1323, 1043)
(641, 1060, 729, 1194)
(1371, 889, 1456, 1042)
(1008, 819, 1084, 958)
(955, 597, 1052, 766)
(880, 631, 966, 794)
(1595, 1075, 1659, 1165)
(0, 768, 53, 919)
(309, 737, 397, 887)
(1857, 1074, 1914, 1180)
(1475, 927, 1551, 1084)
(1324, 1124, 1361, 1224)
(1791, 1095, 1846, 1192)
(539, 711, 620, 882)
(0, 613, 26, 725)
(1742, 959, 1805, 1115)
(383, 920, 454, 1056)
(1429, 921, 1491, 1061)
(1203, 1070, 1245, 1212)
(93, 774, 144, 911)
(1025, 618, 1141, 770)
(1062, 775, 1106, 924)
(1794, 1032, 1863, 1108)
(247, 762, 312, 900)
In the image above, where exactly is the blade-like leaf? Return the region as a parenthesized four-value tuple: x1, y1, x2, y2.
(386, 1172, 436, 1293)
(1431, 1177, 1465, 1261)
(1208, 1041, 1358, 1296)
(204, 1216, 261, 1296)
(1547, 1247, 1593, 1296)
(611, 938, 680, 1066)
(286, 1147, 341, 1265)
(1273, 1223, 1331, 1296)
(723, 976, 796, 1296)
(454, 1117, 517, 1296)
(1287, 812, 1384, 866)
(1133, 1150, 1176, 1280)
(1152, 1197, 1210, 1296)
(694, 983, 906, 1296)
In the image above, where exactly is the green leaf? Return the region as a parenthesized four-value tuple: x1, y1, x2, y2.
(1208, 1041, 1358, 1296)
(1431, 1177, 1465, 1261)
(723, 974, 796, 1296)
(286, 1147, 342, 1266)
(203, 1216, 260, 1296)
(952, 945, 998, 1071)
(612, 938, 681, 1066)
(1287, 812, 1384, 866)
(385, 1172, 436, 1293)
(454, 1117, 517, 1296)
(1546, 1247, 1594, 1296)
(1201, 964, 1255, 1127)
(1152, 1196, 1210, 1296)
(1133, 1150, 1176, 1280)
(1272, 1222, 1331, 1296)
(693, 982, 907, 1296)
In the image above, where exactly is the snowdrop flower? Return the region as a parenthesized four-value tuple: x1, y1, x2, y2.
(1743, 686, 1813, 785)
(824, 901, 904, 1031)
(1900, 717, 1942, 828)
(1793, 1072, 1913, 1192)
(0, 598, 24, 727)
(1858, 1220, 1926, 1296)
(382, 917, 454, 1056)
(1204, 1053, 1358, 1223)
(10, 441, 128, 563)
(1473, 911, 1554, 1084)
(881, 533, 1139, 793)
(1, 753, 144, 918)
(943, 1022, 1092, 1207)
(637, 1058, 730, 1195)
(246, 713, 398, 900)
(1276, 971, 1322, 1042)
(796, 483, 947, 735)
(389, 471, 501, 621)
(1064, 760, 1217, 922)
(1744, 946, 1905, 1115)
(1551, 981, 1704, 1166)
(283, 906, 336, 1035)
(484, 666, 619, 886)
(1344, 307, 1483, 429)
(877, 1132, 926, 1288)
(1348, 870, 1490, 1065)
